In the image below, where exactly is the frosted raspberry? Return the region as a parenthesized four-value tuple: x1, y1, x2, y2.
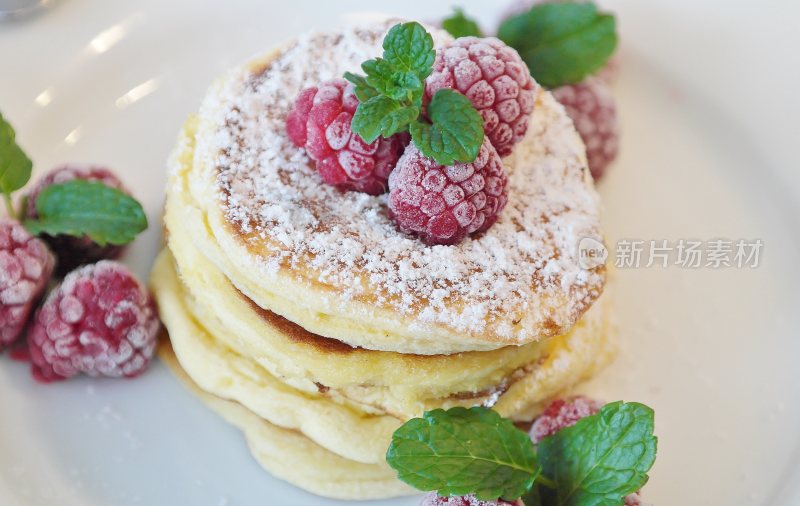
(551, 77, 619, 181)
(27, 261, 159, 382)
(529, 395, 603, 443)
(420, 493, 523, 506)
(286, 79, 408, 195)
(0, 219, 55, 349)
(26, 165, 128, 274)
(425, 37, 538, 157)
(388, 139, 508, 245)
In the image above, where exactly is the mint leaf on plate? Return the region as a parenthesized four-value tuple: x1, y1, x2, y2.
(25, 179, 148, 246)
(537, 401, 657, 506)
(498, 2, 617, 88)
(352, 96, 418, 143)
(410, 89, 484, 165)
(382, 21, 435, 79)
(386, 406, 539, 501)
(0, 111, 33, 203)
(442, 8, 483, 38)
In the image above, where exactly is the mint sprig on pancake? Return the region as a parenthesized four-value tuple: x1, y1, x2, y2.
(386, 403, 657, 505)
(345, 22, 485, 165)
(408, 89, 485, 168)
(346, 21, 434, 106)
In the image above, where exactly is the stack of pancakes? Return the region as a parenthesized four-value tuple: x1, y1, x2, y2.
(150, 19, 613, 500)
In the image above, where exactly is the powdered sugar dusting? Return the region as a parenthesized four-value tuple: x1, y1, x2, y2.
(420, 492, 523, 505)
(206, 20, 605, 340)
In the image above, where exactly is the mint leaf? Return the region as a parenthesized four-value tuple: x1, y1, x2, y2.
(352, 96, 418, 143)
(499, 3, 597, 52)
(343, 72, 379, 102)
(25, 180, 147, 246)
(362, 58, 423, 101)
(345, 22, 484, 163)
(498, 2, 617, 88)
(351, 22, 434, 102)
(386, 407, 539, 501)
(410, 89, 484, 165)
(382, 22, 435, 79)
(0, 111, 33, 199)
(537, 401, 657, 506)
(442, 8, 483, 38)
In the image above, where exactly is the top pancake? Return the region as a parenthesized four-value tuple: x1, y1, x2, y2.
(184, 19, 606, 354)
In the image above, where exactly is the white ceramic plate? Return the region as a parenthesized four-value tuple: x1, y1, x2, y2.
(1, 1, 799, 505)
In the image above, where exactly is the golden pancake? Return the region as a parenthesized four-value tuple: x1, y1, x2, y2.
(165, 126, 595, 417)
(180, 19, 606, 355)
(150, 18, 615, 500)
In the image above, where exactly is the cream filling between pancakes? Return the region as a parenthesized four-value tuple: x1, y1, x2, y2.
(152, 248, 614, 463)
